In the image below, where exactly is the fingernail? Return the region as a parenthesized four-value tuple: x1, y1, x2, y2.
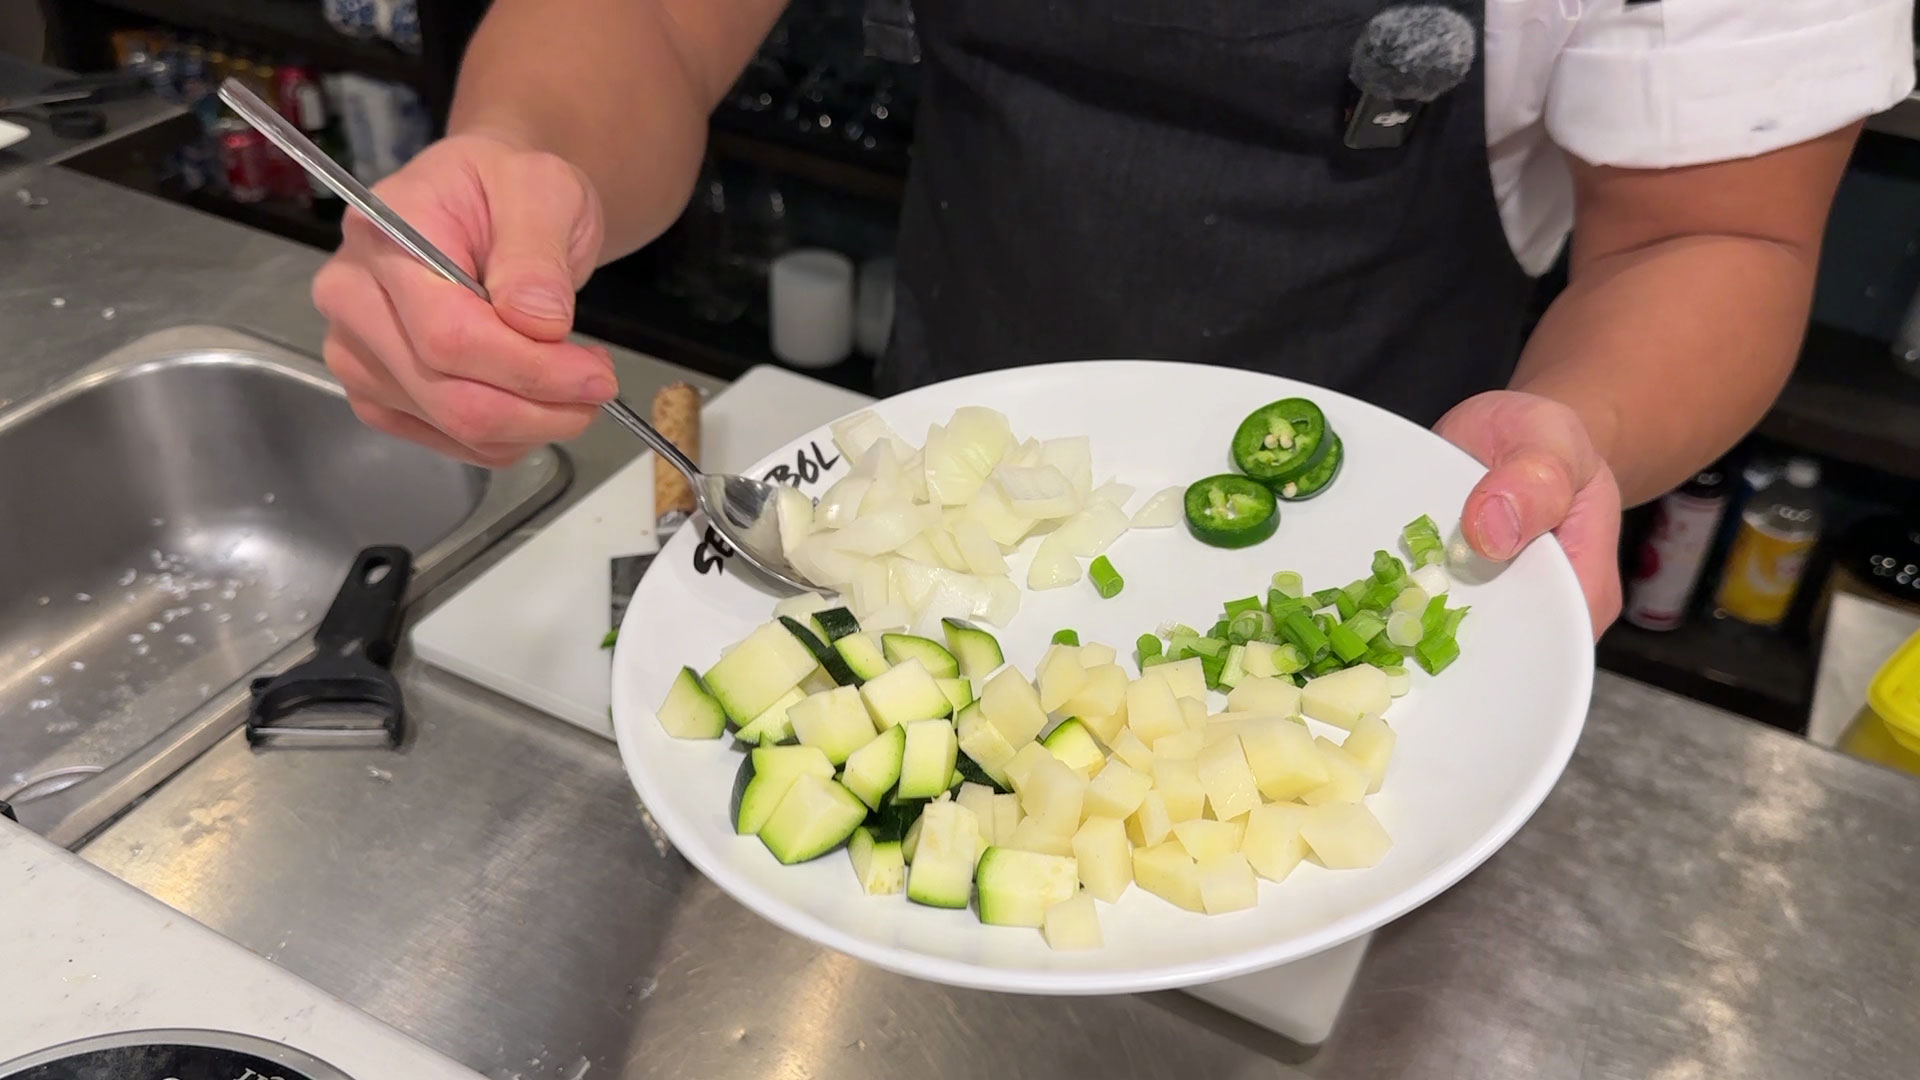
(1476, 495, 1522, 560)
(582, 374, 617, 402)
(508, 286, 571, 321)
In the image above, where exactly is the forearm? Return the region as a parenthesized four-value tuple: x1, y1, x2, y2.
(1510, 234, 1814, 506)
(449, 0, 785, 260)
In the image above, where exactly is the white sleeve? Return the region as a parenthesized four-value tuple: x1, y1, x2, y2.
(1545, 0, 1917, 168)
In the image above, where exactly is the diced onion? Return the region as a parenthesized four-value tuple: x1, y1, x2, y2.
(1053, 501, 1130, 558)
(1130, 486, 1184, 528)
(832, 506, 937, 556)
(1088, 480, 1135, 509)
(1027, 533, 1082, 589)
(830, 410, 897, 463)
(814, 474, 873, 530)
(774, 487, 814, 558)
(926, 527, 970, 572)
(791, 534, 863, 587)
(923, 424, 990, 506)
(1040, 436, 1093, 500)
(962, 483, 1036, 547)
(852, 561, 891, 616)
(952, 519, 1008, 576)
(995, 464, 1080, 520)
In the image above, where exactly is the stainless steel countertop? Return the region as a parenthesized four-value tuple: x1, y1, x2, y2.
(11, 167, 1920, 1080)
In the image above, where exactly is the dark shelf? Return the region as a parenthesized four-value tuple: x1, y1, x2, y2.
(1760, 324, 1920, 482)
(94, 0, 428, 89)
(709, 114, 909, 203)
(1597, 617, 1814, 732)
(169, 181, 344, 249)
(575, 260, 877, 396)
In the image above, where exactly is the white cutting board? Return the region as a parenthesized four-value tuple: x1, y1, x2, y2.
(411, 365, 873, 737)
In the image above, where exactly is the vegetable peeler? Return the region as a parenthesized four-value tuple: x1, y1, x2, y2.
(247, 546, 413, 749)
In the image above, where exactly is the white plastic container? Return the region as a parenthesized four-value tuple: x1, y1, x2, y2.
(769, 249, 855, 369)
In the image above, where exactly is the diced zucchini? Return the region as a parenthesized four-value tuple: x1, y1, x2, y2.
(833, 632, 892, 684)
(703, 621, 821, 724)
(734, 686, 805, 746)
(898, 719, 961, 799)
(954, 703, 1018, 788)
(848, 826, 907, 894)
(860, 659, 954, 729)
(815, 606, 862, 641)
(788, 687, 878, 765)
(657, 667, 727, 739)
(882, 633, 961, 678)
(1040, 718, 1105, 775)
(780, 616, 862, 687)
(730, 744, 835, 836)
(936, 677, 976, 713)
(902, 814, 925, 863)
(840, 725, 908, 810)
(866, 793, 924, 843)
(759, 773, 870, 864)
(941, 618, 1005, 680)
(975, 847, 1080, 928)
(1042, 891, 1102, 950)
(906, 800, 981, 908)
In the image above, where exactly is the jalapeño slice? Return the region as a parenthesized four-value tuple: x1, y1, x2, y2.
(1184, 475, 1280, 548)
(1231, 398, 1330, 482)
(1275, 432, 1344, 501)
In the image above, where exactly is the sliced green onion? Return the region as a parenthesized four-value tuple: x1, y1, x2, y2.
(1341, 611, 1386, 644)
(1052, 628, 1080, 646)
(1386, 611, 1425, 647)
(1370, 549, 1407, 587)
(1208, 619, 1231, 640)
(1414, 633, 1460, 675)
(1136, 633, 1164, 661)
(1360, 581, 1400, 612)
(1327, 624, 1369, 664)
(1380, 664, 1411, 696)
(1365, 642, 1406, 670)
(1224, 595, 1263, 619)
(1280, 610, 1330, 662)
(1404, 514, 1446, 568)
(1306, 654, 1345, 677)
(1268, 591, 1309, 623)
(1270, 571, 1305, 599)
(1420, 594, 1451, 637)
(1332, 590, 1359, 621)
(1200, 651, 1227, 689)
(1314, 613, 1337, 636)
(600, 629, 619, 649)
(1141, 653, 1171, 669)
(1090, 555, 1124, 599)
(1271, 643, 1307, 674)
(1164, 622, 1200, 639)
(1188, 636, 1228, 658)
(1220, 644, 1248, 689)
(1391, 584, 1430, 615)
(1311, 587, 1344, 610)
(1442, 605, 1470, 637)
(1341, 578, 1372, 606)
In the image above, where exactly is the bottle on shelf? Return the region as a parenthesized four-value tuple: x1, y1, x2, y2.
(1624, 461, 1732, 631)
(1713, 457, 1824, 627)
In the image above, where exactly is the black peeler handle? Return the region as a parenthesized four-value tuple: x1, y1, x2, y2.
(314, 545, 412, 666)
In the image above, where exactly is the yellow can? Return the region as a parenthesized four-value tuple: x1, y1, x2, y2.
(1715, 517, 1816, 626)
(1839, 627, 1920, 776)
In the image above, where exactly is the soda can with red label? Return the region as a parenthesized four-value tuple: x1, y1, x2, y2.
(214, 118, 270, 203)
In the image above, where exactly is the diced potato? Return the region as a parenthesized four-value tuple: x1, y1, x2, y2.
(992, 792, 1024, 840)
(1126, 676, 1186, 743)
(1301, 737, 1370, 805)
(1339, 715, 1395, 794)
(1072, 816, 1133, 902)
(1242, 803, 1312, 882)
(1195, 737, 1262, 822)
(1201, 717, 1251, 747)
(1126, 791, 1175, 847)
(1042, 892, 1103, 950)
(1078, 642, 1117, 668)
(1300, 665, 1390, 730)
(1132, 842, 1205, 912)
(1151, 730, 1204, 761)
(1005, 742, 1057, 792)
(1226, 675, 1301, 718)
(1195, 852, 1259, 914)
(956, 706, 1018, 787)
(1019, 755, 1089, 834)
(1241, 640, 1280, 678)
(1036, 647, 1089, 713)
(1078, 709, 1125, 746)
(1151, 757, 1207, 822)
(1107, 727, 1155, 773)
(1064, 664, 1129, 732)
(1084, 758, 1153, 820)
(956, 782, 999, 843)
(1237, 717, 1329, 802)
(1172, 818, 1245, 861)
(1142, 657, 1208, 701)
(1300, 802, 1392, 869)
(1006, 817, 1075, 856)
(1177, 696, 1208, 731)
(982, 667, 1049, 744)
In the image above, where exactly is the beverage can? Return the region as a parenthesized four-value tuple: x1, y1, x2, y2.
(214, 119, 270, 202)
(1714, 515, 1817, 626)
(1624, 476, 1728, 631)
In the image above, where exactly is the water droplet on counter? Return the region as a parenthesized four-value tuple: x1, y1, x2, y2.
(28, 699, 50, 711)
(26, 647, 41, 658)
(176, 633, 196, 646)
(294, 609, 308, 621)
(73, 592, 90, 603)
(117, 569, 136, 586)
(198, 601, 212, 612)
(147, 622, 163, 633)
(366, 766, 393, 782)
(49, 296, 64, 307)
(100, 307, 115, 320)
(151, 516, 165, 527)
(36, 596, 49, 605)
(216, 613, 232, 623)
(263, 492, 276, 504)
(133, 644, 149, 657)
(127, 633, 143, 644)
(68, 660, 84, 672)
(253, 612, 269, 623)
(37, 674, 53, 686)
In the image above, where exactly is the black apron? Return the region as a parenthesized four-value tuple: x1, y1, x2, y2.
(874, 0, 1533, 428)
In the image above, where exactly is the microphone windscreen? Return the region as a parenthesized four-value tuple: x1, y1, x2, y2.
(1349, 5, 1478, 103)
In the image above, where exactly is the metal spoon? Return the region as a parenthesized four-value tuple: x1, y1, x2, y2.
(216, 77, 819, 594)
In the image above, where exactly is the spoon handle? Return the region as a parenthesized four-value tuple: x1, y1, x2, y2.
(602, 398, 700, 482)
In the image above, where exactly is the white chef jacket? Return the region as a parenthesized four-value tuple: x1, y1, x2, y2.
(1488, 0, 1917, 273)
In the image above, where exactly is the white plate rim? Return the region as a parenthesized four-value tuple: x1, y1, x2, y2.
(611, 359, 1594, 994)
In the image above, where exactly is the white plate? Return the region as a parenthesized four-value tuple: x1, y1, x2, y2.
(0, 119, 28, 152)
(610, 360, 1593, 995)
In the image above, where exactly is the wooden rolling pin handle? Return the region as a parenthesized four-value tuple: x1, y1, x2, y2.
(652, 382, 701, 518)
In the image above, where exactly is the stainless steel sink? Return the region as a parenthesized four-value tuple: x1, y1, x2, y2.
(0, 326, 567, 844)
